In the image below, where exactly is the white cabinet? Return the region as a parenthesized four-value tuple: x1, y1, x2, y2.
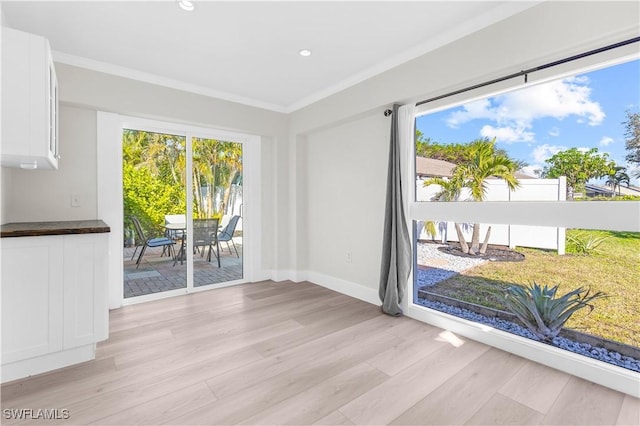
(62, 234, 109, 348)
(1, 233, 109, 382)
(1, 237, 64, 364)
(1, 27, 59, 170)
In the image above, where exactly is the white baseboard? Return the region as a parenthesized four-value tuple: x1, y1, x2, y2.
(407, 304, 640, 398)
(270, 269, 294, 282)
(269, 269, 308, 283)
(304, 271, 380, 306)
(1, 345, 96, 384)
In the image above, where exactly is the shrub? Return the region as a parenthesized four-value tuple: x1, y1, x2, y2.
(574, 195, 640, 201)
(504, 282, 606, 342)
(566, 232, 610, 255)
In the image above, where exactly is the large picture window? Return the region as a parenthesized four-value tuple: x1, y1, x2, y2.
(409, 56, 640, 375)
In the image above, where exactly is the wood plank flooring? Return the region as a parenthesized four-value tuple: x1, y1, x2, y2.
(1, 280, 638, 425)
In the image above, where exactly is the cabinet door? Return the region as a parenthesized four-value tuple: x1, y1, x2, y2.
(0, 27, 58, 169)
(1, 237, 64, 363)
(47, 52, 59, 169)
(63, 234, 109, 348)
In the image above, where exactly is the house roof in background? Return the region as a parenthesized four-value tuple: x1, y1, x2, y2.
(0, 1, 538, 112)
(416, 157, 455, 178)
(416, 157, 535, 180)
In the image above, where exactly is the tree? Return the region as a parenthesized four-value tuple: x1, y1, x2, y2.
(454, 139, 520, 254)
(623, 110, 640, 178)
(541, 148, 615, 199)
(192, 138, 242, 218)
(606, 166, 630, 196)
(122, 130, 243, 236)
(423, 138, 521, 255)
(421, 175, 468, 252)
(415, 132, 526, 169)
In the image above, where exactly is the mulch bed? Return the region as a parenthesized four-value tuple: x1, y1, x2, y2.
(437, 244, 525, 262)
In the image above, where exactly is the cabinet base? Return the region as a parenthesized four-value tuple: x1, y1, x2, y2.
(1, 344, 96, 384)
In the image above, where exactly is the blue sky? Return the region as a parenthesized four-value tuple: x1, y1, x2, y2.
(416, 58, 640, 184)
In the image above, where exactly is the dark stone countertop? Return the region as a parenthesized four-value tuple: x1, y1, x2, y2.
(1, 220, 111, 238)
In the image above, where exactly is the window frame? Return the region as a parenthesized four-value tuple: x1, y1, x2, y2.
(404, 49, 640, 397)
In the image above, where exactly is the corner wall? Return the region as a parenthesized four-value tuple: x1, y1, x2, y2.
(290, 1, 640, 297)
(3, 64, 289, 273)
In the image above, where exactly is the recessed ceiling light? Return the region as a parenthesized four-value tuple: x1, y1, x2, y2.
(298, 49, 312, 57)
(178, 0, 195, 12)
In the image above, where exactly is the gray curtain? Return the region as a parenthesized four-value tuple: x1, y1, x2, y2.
(379, 104, 412, 316)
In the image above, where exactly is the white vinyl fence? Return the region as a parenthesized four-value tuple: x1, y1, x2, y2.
(416, 177, 567, 254)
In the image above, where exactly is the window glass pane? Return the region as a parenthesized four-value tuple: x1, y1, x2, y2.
(411, 56, 640, 372)
(122, 129, 187, 298)
(414, 220, 640, 371)
(415, 58, 640, 203)
(192, 137, 243, 286)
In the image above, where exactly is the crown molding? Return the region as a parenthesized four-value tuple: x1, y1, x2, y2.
(52, 51, 288, 113)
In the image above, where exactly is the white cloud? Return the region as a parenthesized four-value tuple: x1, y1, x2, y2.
(446, 99, 495, 128)
(445, 76, 605, 143)
(548, 127, 560, 137)
(520, 165, 542, 177)
(599, 136, 614, 146)
(480, 124, 534, 143)
(531, 144, 565, 164)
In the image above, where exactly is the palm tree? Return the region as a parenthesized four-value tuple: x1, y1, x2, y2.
(422, 175, 471, 253)
(606, 166, 630, 196)
(423, 139, 521, 255)
(192, 138, 243, 218)
(454, 139, 520, 254)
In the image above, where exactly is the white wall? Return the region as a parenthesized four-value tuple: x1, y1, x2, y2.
(0, 6, 5, 224)
(0, 168, 10, 224)
(303, 113, 388, 291)
(289, 1, 639, 296)
(3, 106, 97, 222)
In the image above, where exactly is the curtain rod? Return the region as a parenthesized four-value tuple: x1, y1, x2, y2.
(416, 36, 640, 107)
(384, 36, 640, 115)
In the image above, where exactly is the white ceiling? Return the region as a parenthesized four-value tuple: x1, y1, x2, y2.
(1, 1, 537, 113)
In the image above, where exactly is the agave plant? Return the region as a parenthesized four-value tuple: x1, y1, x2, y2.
(566, 233, 610, 255)
(504, 282, 606, 342)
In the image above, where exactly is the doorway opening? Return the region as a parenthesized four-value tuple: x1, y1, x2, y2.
(122, 128, 244, 301)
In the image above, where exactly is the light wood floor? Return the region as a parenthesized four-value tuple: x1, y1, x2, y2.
(2, 280, 639, 425)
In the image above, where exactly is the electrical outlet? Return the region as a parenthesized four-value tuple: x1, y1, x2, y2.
(71, 194, 81, 207)
(346, 251, 352, 263)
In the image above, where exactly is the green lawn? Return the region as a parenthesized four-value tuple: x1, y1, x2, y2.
(427, 230, 640, 347)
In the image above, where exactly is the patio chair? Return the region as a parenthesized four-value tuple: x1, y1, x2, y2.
(192, 218, 220, 267)
(130, 216, 176, 269)
(217, 215, 240, 258)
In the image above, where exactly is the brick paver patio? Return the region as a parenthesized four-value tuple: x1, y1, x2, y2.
(123, 237, 243, 298)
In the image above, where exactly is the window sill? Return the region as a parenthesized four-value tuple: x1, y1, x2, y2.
(407, 303, 640, 397)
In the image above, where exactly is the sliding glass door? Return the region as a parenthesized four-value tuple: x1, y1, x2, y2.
(192, 136, 243, 288)
(122, 128, 244, 302)
(122, 129, 187, 299)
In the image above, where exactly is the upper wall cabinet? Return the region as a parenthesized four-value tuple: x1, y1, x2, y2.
(1, 27, 59, 170)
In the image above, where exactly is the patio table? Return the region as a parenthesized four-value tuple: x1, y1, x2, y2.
(165, 222, 223, 266)
(165, 223, 186, 265)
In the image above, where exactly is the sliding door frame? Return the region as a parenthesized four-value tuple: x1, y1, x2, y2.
(97, 113, 261, 308)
